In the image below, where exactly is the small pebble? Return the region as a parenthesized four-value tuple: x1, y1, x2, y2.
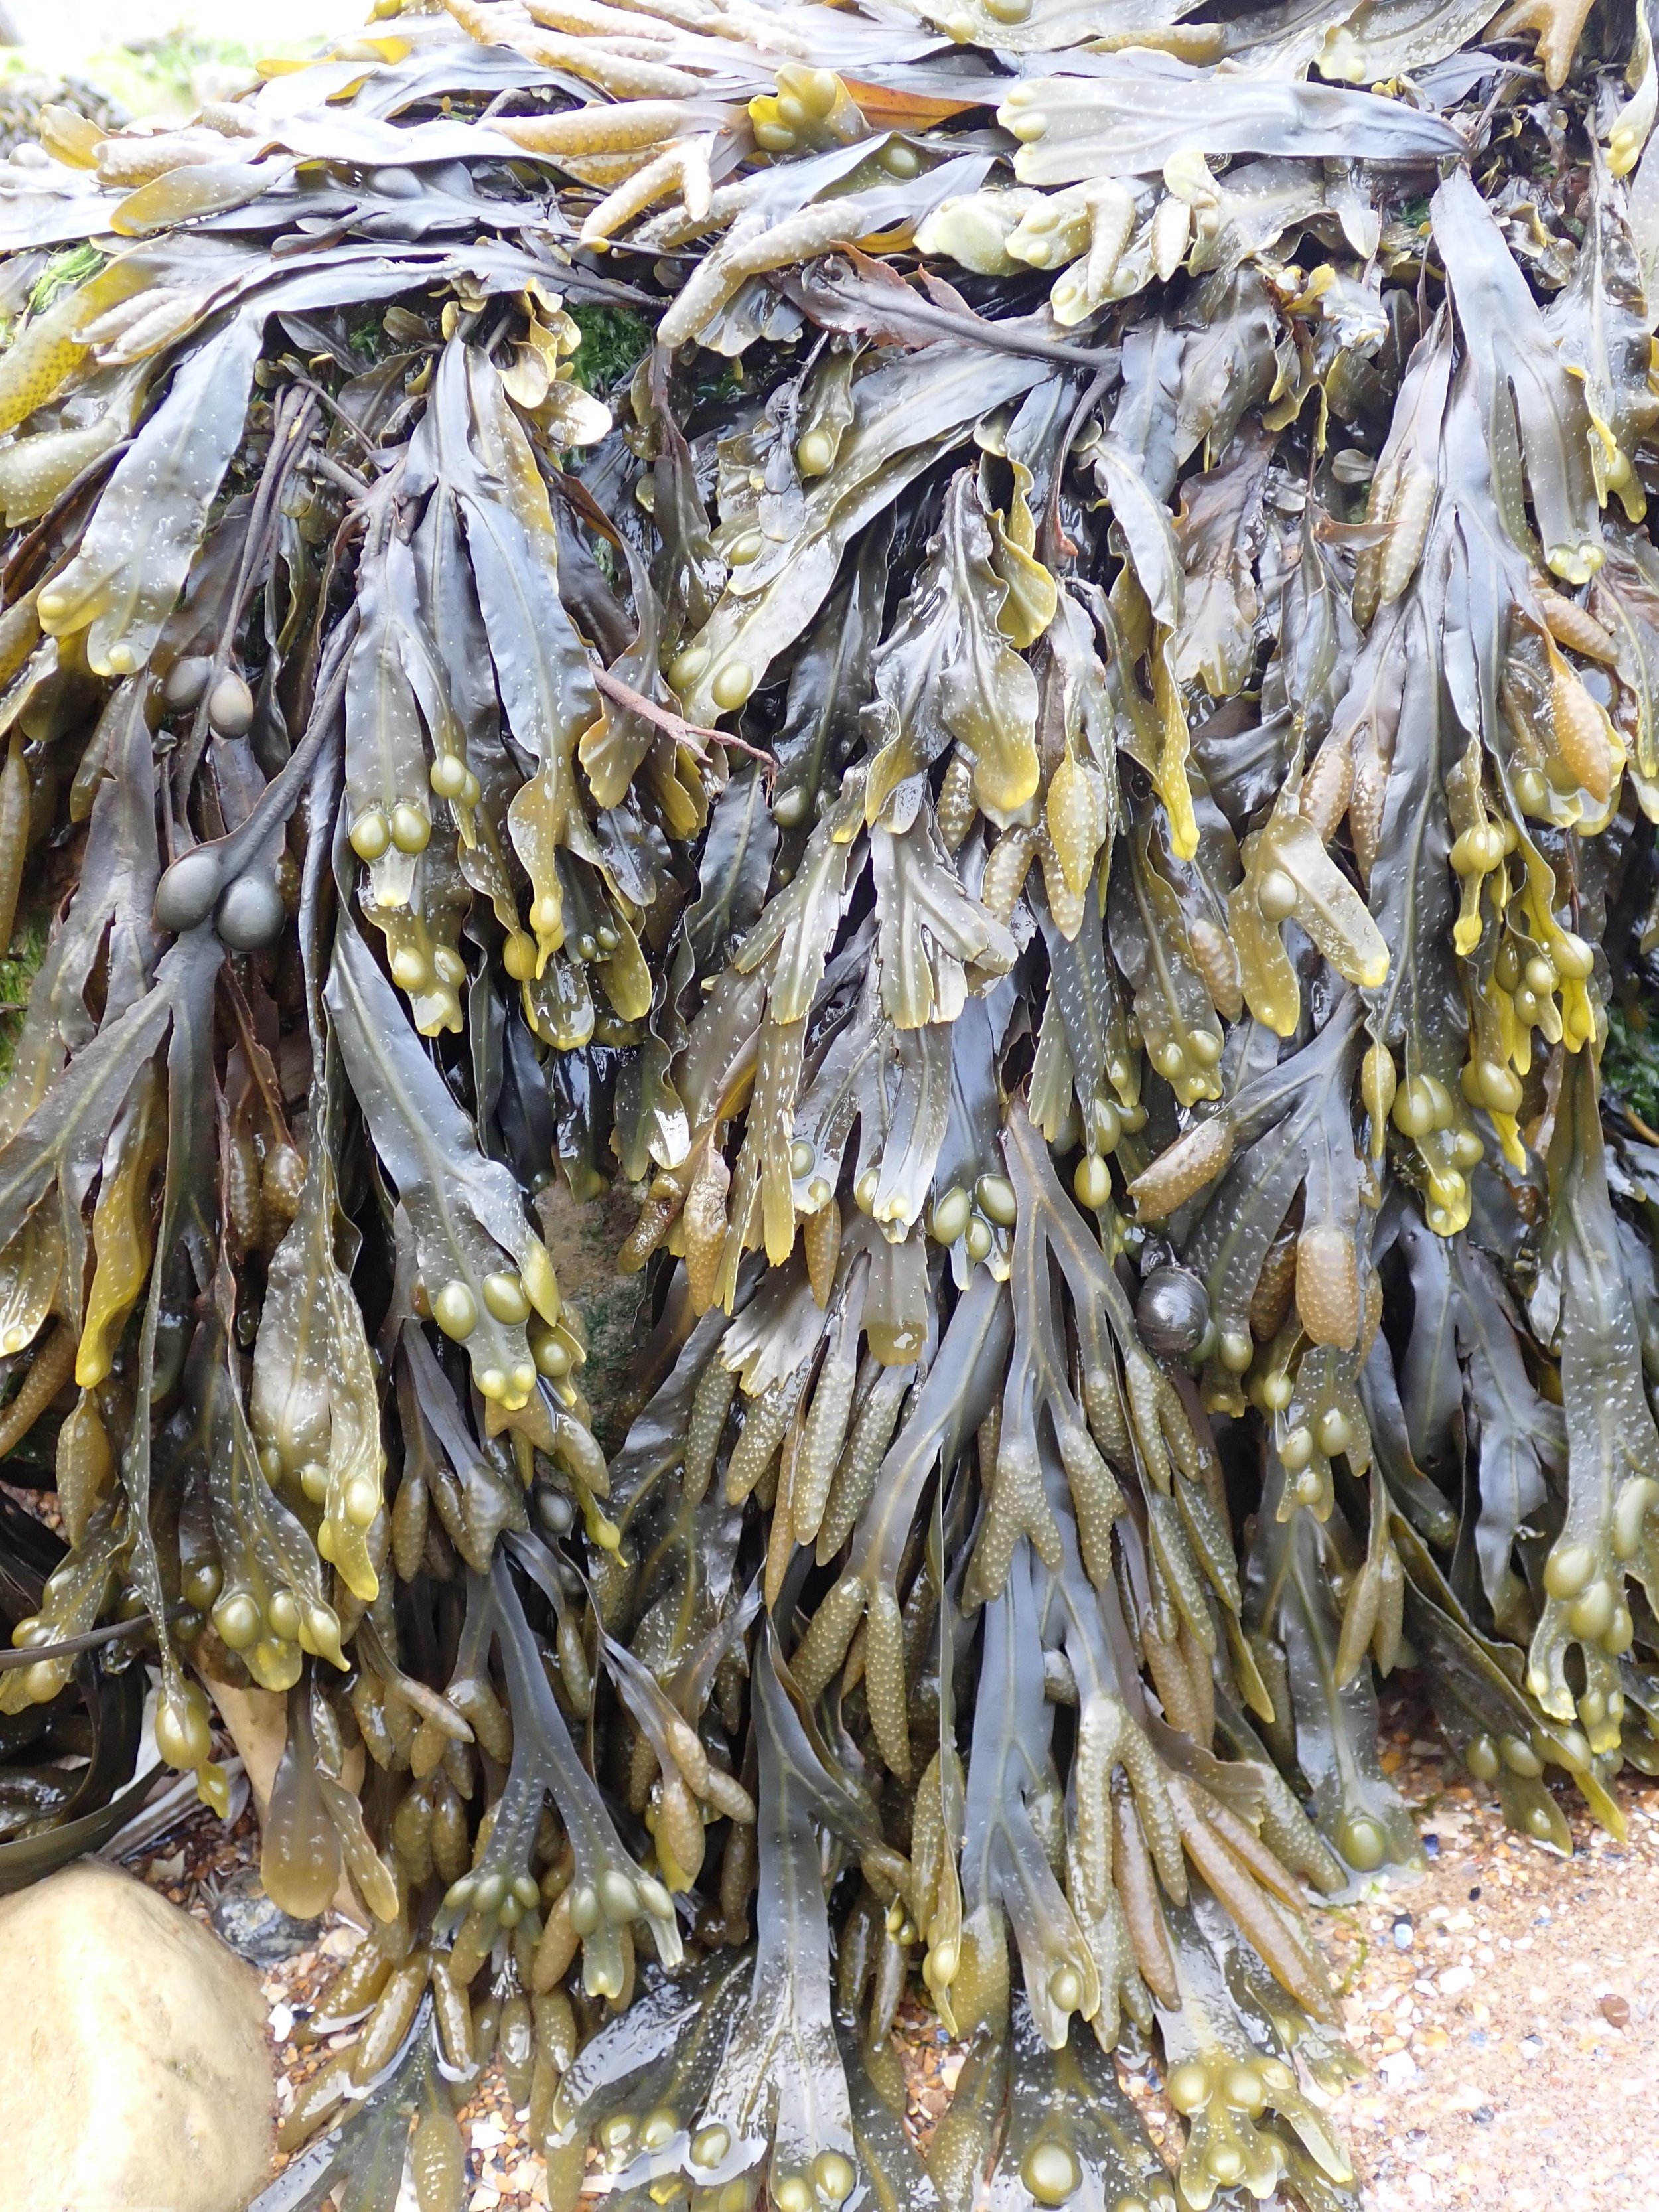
(1392, 1915, 1415, 1950)
(1423, 1833, 1440, 1860)
(1599, 1992, 1631, 2029)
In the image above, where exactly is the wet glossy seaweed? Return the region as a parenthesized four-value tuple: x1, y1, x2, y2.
(0, 5, 1656, 2209)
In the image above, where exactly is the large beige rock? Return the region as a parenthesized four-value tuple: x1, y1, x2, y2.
(0, 1860, 275, 2212)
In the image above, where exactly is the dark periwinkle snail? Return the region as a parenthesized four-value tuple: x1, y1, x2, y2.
(1135, 1264, 1211, 1359)
(161, 653, 212, 715)
(153, 846, 226, 933)
(214, 867, 287, 950)
(367, 165, 423, 199)
(208, 670, 255, 739)
(535, 1485, 575, 1537)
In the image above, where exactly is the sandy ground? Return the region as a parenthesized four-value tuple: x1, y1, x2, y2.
(1315, 1697, 1659, 2212)
(121, 1681, 1659, 2212)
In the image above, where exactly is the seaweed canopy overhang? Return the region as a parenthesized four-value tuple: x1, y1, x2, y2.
(0, 1, 1658, 2208)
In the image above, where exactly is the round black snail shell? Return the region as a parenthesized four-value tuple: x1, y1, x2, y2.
(1135, 1264, 1211, 1359)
